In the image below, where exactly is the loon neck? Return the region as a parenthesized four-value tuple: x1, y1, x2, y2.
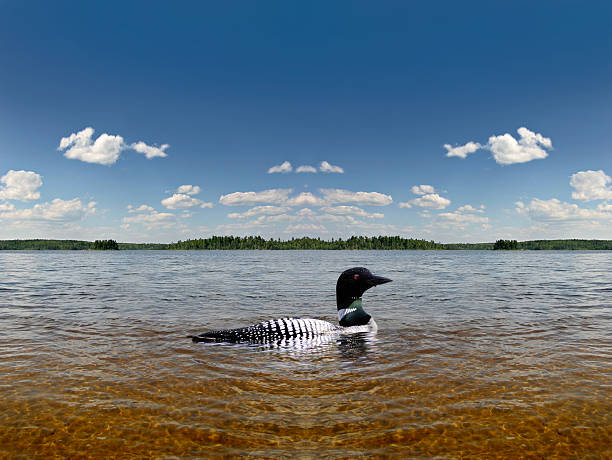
(337, 298, 372, 327)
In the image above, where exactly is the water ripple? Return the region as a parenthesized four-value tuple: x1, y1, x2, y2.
(0, 250, 610, 458)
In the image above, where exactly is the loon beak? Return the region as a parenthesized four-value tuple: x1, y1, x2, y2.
(370, 274, 392, 286)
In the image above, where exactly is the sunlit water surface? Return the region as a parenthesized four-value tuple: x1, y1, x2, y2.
(0, 250, 610, 459)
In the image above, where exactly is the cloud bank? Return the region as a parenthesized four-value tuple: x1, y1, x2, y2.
(0, 198, 96, 222)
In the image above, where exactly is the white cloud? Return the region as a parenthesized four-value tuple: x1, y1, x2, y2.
(411, 185, 435, 196)
(162, 193, 205, 209)
(445, 127, 552, 165)
(266, 213, 296, 223)
(0, 203, 15, 211)
(398, 202, 412, 208)
(287, 192, 326, 207)
(456, 204, 485, 213)
(59, 127, 124, 166)
(444, 142, 481, 159)
(200, 202, 213, 208)
(516, 198, 612, 222)
(122, 207, 175, 228)
(438, 211, 488, 224)
(218, 188, 392, 208)
(319, 161, 344, 173)
(296, 165, 317, 173)
(487, 127, 552, 165)
(130, 141, 169, 159)
(219, 188, 293, 206)
(296, 208, 316, 217)
(316, 213, 347, 223)
(570, 170, 612, 202)
(0, 198, 96, 222)
(283, 224, 326, 233)
(410, 193, 451, 209)
(0, 170, 43, 201)
(128, 204, 155, 213)
(268, 161, 293, 173)
(341, 216, 398, 233)
(598, 202, 612, 212)
(320, 206, 384, 219)
(227, 206, 291, 219)
(59, 127, 169, 165)
(176, 185, 201, 196)
(320, 189, 392, 206)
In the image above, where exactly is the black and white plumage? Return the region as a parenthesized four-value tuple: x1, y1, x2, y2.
(190, 267, 392, 344)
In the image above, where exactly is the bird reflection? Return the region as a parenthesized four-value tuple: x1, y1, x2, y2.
(247, 330, 378, 360)
(337, 331, 377, 361)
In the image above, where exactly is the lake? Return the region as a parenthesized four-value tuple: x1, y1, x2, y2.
(0, 250, 610, 458)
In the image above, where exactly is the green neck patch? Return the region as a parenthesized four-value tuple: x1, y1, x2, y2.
(338, 298, 371, 327)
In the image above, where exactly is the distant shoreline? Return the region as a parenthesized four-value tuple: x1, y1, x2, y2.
(1, 237, 612, 250)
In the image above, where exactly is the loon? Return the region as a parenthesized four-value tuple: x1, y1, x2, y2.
(190, 267, 392, 343)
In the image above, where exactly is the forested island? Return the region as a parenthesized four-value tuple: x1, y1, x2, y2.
(1, 236, 612, 250)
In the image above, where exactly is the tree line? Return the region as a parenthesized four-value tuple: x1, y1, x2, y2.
(166, 235, 444, 250)
(1, 237, 612, 250)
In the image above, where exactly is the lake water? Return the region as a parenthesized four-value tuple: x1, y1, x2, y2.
(0, 250, 610, 458)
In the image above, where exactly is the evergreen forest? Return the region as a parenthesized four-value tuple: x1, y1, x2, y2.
(1, 236, 612, 250)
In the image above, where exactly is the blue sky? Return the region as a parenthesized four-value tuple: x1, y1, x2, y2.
(1, 1, 611, 243)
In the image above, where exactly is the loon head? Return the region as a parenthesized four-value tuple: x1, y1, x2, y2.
(336, 267, 392, 327)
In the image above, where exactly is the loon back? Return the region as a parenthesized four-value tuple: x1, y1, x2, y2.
(191, 318, 337, 343)
(190, 267, 392, 344)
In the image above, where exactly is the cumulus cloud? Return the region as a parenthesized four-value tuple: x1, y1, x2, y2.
(340, 216, 398, 233)
(162, 193, 209, 210)
(410, 193, 451, 209)
(488, 127, 552, 165)
(283, 224, 326, 233)
(0, 170, 43, 201)
(444, 127, 552, 165)
(316, 213, 347, 223)
(296, 165, 317, 173)
(444, 142, 482, 159)
(438, 211, 488, 224)
(516, 198, 612, 222)
(218, 188, 392, 208)
(287, 192, 327, 207)
(227, 206, 292, 219)
(411, 185, 435, 196)
(268, 161, 293, 173)
(128, 204, 155, 213)
(130, 141, 169, 159)
(59, 127, 169, 165)
(398, 202, 412, 208)
(0, 198, 96, 222)
(457, 204, 485, 213)
(320, 206, 384, 219)
(176, 185, 201, 195)
(319, 189, 392, 206)
(122, 206, 175, 228)
(219, 189, 293, 206)
(598, 202, 612, 212)
(319, 161, 344, 173)
(570, 170, 612, 202)
(59, 127, 124, 165)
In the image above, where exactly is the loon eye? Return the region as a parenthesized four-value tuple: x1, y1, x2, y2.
(354, 274, 359, 280)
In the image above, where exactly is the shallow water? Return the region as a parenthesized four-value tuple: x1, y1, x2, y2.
(0, 250, 610, 458)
